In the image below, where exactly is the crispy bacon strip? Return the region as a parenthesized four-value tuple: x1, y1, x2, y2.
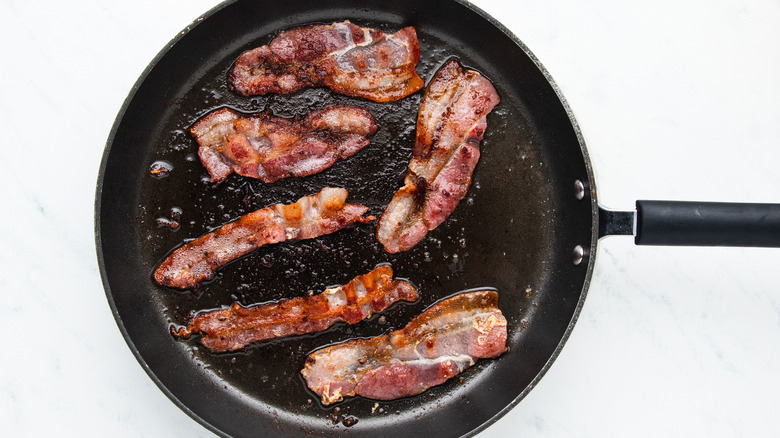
(301, 290, 507, 405)
(191, 106, 378, 183)
(172, 265, 417, 352)
(376, 60, 500, 253)
(154, 188, 374, 289)
(230, 20, 424, 102)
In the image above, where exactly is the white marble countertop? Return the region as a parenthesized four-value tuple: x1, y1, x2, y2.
(2, 0, 780, 436)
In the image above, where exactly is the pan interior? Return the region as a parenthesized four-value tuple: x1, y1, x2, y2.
(97, 0, 596, 436)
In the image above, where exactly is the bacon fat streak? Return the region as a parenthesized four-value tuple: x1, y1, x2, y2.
(376, 60, 500, 253)
(301, 290, 507, 405)
(192, 106, 378, 183)
(230, 21, 424, 102)
(153, 188, 374, 290)
(172, 265, 417, 352)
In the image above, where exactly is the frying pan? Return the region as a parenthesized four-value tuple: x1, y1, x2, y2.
(95, 0, 780, 436)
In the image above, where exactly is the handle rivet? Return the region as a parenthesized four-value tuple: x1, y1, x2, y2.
(572, 245, 584, 265)
(574, 180, 585, 200)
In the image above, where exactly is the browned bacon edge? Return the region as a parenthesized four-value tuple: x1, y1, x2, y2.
(171, 265, 418, 352)
(376, 59, 500, 253)
(153, 187, 374, 290)
(229, 20, 424, 102)
(191, 105, 378, 183)
(301, 290, 507, 405)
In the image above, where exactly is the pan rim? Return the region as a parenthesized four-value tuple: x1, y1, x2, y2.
(94, 0, 600, 436)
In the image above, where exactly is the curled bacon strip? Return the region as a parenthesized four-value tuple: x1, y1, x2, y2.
(153, 187, 374, 289)
(230, 20, 424, 102)
(301, 290, 507, 405)
(377, 60, 500, 253)
(172, 265, 417, 352)
(191, 105, 378, 183)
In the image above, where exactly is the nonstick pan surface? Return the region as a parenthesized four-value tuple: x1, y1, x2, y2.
(96, 0, 596, 436)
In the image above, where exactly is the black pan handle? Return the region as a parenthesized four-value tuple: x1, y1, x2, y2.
(599, 201, 780, 247)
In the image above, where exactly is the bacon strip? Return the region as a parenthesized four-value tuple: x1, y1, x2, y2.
(172, 265, 417, 352)
(301, 290, 507, 405)
(191, 105, 378, 183)
(154, 188, 374, 290)
(230, 21, 424, 102)
(376, 60, 500, 253)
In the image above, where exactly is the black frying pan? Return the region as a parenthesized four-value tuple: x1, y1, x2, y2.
(95, 0, 780, 437)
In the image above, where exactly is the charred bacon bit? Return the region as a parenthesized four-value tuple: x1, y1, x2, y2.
(376, 59, 500, 253)
(191, 105, 378, 183)
(301, 290, 507, 405)
(153, 187, 374, 290)
(230, 21, 424, 102)
(149, 160, 173, 178)
(172, 265, 417, 352)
